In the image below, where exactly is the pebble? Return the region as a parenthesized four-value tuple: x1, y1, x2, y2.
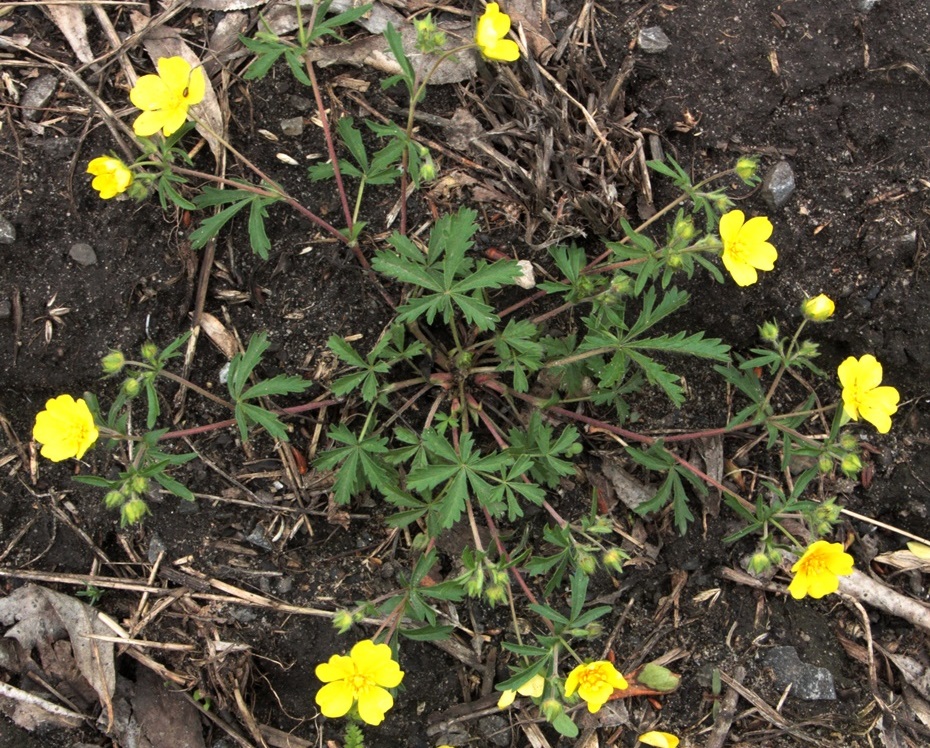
(69, 242, 97, 266)
(280, 116, 304, 137)
(638, 26, 671, 54)
(476, 715, 510, 747)
(0, 299, 10, 320)
(21, 75, 58, 122)
(0, 215, 15, 244)
(856, 0, 881, 10)
(764, 646, 836, 700)
(761, 161, 796, 209)
(288, 94, 313, 111)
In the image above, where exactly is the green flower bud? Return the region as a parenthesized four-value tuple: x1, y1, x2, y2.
(759, 321, 780, 342)
(419, 154, 437, 182)
(841, 453, 862, 477)
(129, 474, 149, 496)
(122, 378, 141, 397)
(672, 215, 697, 242)
(465, 572, 484, 598)
(602, 548, 625, 574)
(748, 551, 771, 575)
(584, 622, 604, 639)
(485, 583, 507, 607)
(714, 195, 734, 213)
(121, 498, 149, 526)
(101, 350, 126, 374)
(666, 252, 684, 269)
(797, 340, 820, 358)
(576, 551, 596, 576)
(140, 341, 158, 361)
(332, 610, 354, 634)
(104, 490, 125, 509)
(490, 567, 509, 587)
(540, 698, 564, 722)
(839, 433, 858, 451)
(766, 546, 783, 565)
(735, 156, 759, 183)
(818, 454, 834, 473)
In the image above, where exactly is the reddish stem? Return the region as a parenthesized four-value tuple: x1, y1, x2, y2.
(160, 398, 340, 440)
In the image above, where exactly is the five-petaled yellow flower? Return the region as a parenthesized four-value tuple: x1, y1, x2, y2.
(801, 293, 835, 322)
(565, 660, 628, 713)
(498, 673, 545, 708)
(476, 3, 520, 62)
(638, 731, 680, 748)
(838, 354, 900, 434)
(788, 540, 854, 600)
(719, 209, 778, 287)
(33, 394, 99, 462)
(314, 639, 404, 726)
(87, 156, 134, 199)
(130, 56, 205, 137)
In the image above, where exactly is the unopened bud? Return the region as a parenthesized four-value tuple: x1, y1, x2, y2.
(759, 321, 780, 342)
(101, 350, 126, 374)
(121, 498, 149, 526)
(666, 252, 684, 269)
(104, 490, 125, 509)
(602, 548, 625, 574)
(841, 453, 862, 477)
(485, 583, 507, 606)
(839, 433, 858, 452)
(735, 156, 759, 183)
(129, 475, 149, 496)
(748, 551, 771, 575)
(797, 340, 820, 358)
(576, 551, 596, 576)
(818, 454, 834, 473)
(672, 215, 697, 242)
(540, 698, 563, 722)
(122, 378, 141, 397)
(801, 294, 835, 322)
(332, 610, 354, 634)
(140, 341, 158, 361)
(419, 154, 437, 182)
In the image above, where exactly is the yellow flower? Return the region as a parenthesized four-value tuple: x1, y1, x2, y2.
(838, 354, 900, 434)
(87, 156, 133, 199)
(314, 639, 404, 725)
(497, 673, 545, 708)
(719, 210, 778, 287)
(787, 540, 854, 600)
(564, 660, 628, 713)
(33, 394, 99, 462)
(476, 3, 520, 62)
(639, 732, 680, 748)
(130, 56, 205, 137)
(801, 293, 835, 321)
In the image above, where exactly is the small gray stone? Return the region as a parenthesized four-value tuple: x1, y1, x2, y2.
(761, 161, 796, 209)
(288, 94, 313, 111)
(764, 646, 836, 700)
(638, 26, 671, 54)
(476, 714, 510, 747)
(0, 215, 14, 244)
(280, 116, 304, 137)
(69, 242, 97, 266)
(856, 0, 881, 10)
(21, 74, 58, 121)
(0, 299, 10, 320)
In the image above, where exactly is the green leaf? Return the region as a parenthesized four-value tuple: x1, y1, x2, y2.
(247, 197, 274, 259)
(228, 332, 271, 400)
(153, 472, 196, 502)
(636, 662, 681, 693)
(398, 625, 455, 641)
(241, 374, 312, 401)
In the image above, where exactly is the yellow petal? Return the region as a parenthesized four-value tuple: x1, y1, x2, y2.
(836, 356, 858, 389)
(356, 685, 393, 725)
(371, 658, 404, 688)
(315, 680, 354, 718)
(518, 674, 546, 697)
(133, 110, 169, 137)
(718, 210, 745, 245)
(856, 354, 884, 391)
(130, 74, 170, 111)
(722, 254, 758, 286)
(184, 65, 206, 105)
(739, 215, 774, 244)
(907, 541, 930, 559)
(639, 731, 680, 748)
(787, 572, 809, 599)
(159, 106, 190, 137)
(497, 689, 516, 708)
(746, 240, 777, 271)
(315, 653, 354, 683)
(488, 5, 511, 37)
(484, 39, 520, 62)
(156, 56, 193, 93)
(564, 667, 580, 697)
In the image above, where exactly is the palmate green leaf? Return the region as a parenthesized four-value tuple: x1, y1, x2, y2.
(336, 116, 368, 171)
(228, 332, 271, 400)
(241, 374, 311, 401)
(309, 1, 373, 42)
(315, 425, 394, 505)
(240, 34, 286, 80)
(235, 401, 290, 442)
(372, 243, 442, 291)
(247, 196, 275, 259)
(429, 208, 477, 269)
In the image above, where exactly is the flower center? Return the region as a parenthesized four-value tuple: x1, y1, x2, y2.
(349, 672, 372, 694)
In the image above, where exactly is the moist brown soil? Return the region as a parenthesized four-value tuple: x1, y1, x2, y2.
(1, 1, 929, 747)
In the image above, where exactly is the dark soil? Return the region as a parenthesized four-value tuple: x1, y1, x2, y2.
(1, 1, 929, 747)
